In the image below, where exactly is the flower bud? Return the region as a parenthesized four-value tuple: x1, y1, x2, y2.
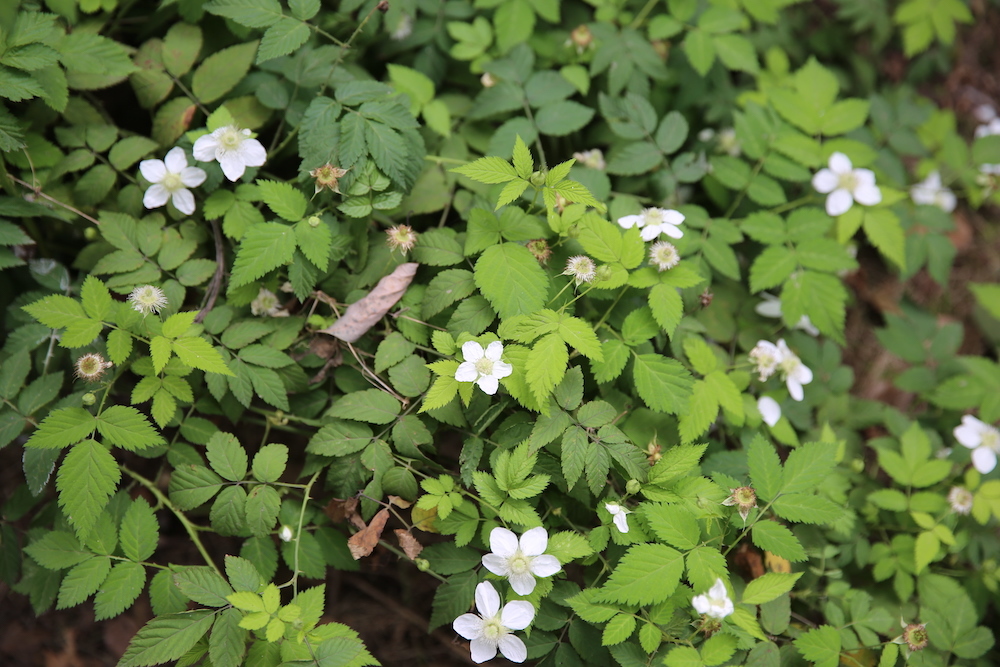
(82, 392, 96, 406)
(529, 170, 546, 187)
(414, 558, 431, 571)
(480, 73, 497, 88)
(279, 525, 294, 542)
(308, 216, 321, 228)
(594, 264, 613, 282)
(625, 479, 641, 495)
(570, 25, 593, 50)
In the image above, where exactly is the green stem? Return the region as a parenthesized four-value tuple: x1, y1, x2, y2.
(289, 471, 322, 596)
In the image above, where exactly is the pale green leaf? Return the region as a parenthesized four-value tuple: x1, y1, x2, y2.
(57, 439, 120, 537)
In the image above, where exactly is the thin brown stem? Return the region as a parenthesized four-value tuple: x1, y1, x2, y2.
(196, 217, 225, 323)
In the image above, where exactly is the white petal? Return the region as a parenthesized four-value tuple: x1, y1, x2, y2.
(498, 635, 527, 663)
(529, 554, 561, 578)
(853, 168, 877, 187)
(139, 159, 166, 183)
(192, 135, 218, 162)
(604, 502, 621, 515)
(612, 512, 629, 533)
(911, 186, 936, 206)
(143, 184, 170, 209)
(757, 396, 781, 427)
(787, 378, 804, 402)
(853, 183, 882, 206)
(469, 638, 498, 664)
(218, 153, 247, 181)
(453, 614, 485, 640)
(455, 361, 479, 383)
(709, 579, 728, 600)
(692, 594, 710, 614)
(793, 364, 813, 386)
(492, 361, 513, 380)
(171, 189, 196, 215)
(825, 189, 854, 217)
(476, 374, 500, 395)
(519, 527, 548, 556)
(500, 601, 535, 630)
(617, 214, 642, 229)
(718, 598, 735, 618)
(482, 553, 511, 577)
(938, 190, 957, 213)
(797, 316, 820, 337)
(509, 571, 536, 596)
(462, 341, 485, 362)
(662, 209, 685, 225)
(972, 446, 998, 474)
(661, 223, 684, 239)
(484, 340, 504, 361)
(925, 171, 942, 188)
(475, 581, 501, 618)
(811, 168, 838, 193)
(828, 152, 852, 174)
(164, 146, 188, 172)
(237, 137, 267, 167)
(180, 166, 207, 187)
(489, 527, 519, 558)
(954, 420, 983, 449)
(755, 299, 783, 318)
(640, 225, 661, 241)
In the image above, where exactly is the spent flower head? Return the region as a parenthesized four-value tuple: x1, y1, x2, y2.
(192, 125, 267, 181)
(128, 285, 168, 316)
(139, 147, 206, 216)
(617, 207, 685, 241)
(604, 502, 631, 533)
(251, 288, 285, 317)
(455, 341, 513, 396)
(481, 527, 561, 595)
(947, 486, 974, 515)
(564, 255, 596, 285)
(453, 581, 534, 663)
(954, 415, 1000, 474)
(572, 148, 605, 170)
(893, 620, 929, 653)
(386, 224, 418, 255)
(310, 163, 349, 194)
(75, 353, 113, 381)
(692, 578, 734, 620)
(722, 486, 758, 523)
(812, 152, 882, 216)
(648, 241, 680, 272)
(526, 238, 551, 264)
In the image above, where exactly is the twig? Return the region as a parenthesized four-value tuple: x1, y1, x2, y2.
(196, 217, 225, 323)
(9, 176, 102, 226)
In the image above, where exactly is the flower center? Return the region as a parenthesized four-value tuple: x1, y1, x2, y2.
(475, 357, 494, 375)
(78, 356, 101, 375)
(162, 172, 183, 191)
(837, 171, 859, 191)
(779, 354, 801, 377)
(219, 128, 242, 151)
(982, 428, 1000, 451)
(482, 618, 504, 641)
(509, 552, 531, 574)
(642, 208, 664, 226)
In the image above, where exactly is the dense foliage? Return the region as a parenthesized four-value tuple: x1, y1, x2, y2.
(1, 0, 999, 665)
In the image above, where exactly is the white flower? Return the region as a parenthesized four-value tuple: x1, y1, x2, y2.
(750, 339, 813, 401)
(749, 341, 781, 381)
(974, 105, 997, 123)
(251, 288, 284, 317)
(754, 293, 820, 336)
(278, 525, 294, 542)
(390, 14, 413, 40)
(954, 415, 1000, 474)
(128, 285, 168, 316)
(572, 149, 606, 170)
(453, 581, 534, 663)
(564, 255, 596, 285)
(481, 527, 561, 596)
(139, 147, 206, 215)
(910, 171, 956, 213)
(481, 73, 497, 88)
(692, 578, 734, 619)
(975, 118, 1000, 139)
(757, 396, 781, 427)
(947, 487, 973, 515)
(717, 128, 741, 157)
(811, 152, 882, 217)
(455, 341, 513, 396)
(617, 207, 685, 241)
(193, 125, 267, 181)
(604, 502, 631, 533)
(648, 241, 680, 272)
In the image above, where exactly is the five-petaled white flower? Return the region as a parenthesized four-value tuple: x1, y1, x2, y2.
(617, 207, 685, 241)
(455, 341, 513, 396)
(193, 125, 267, 181)
(139, 147, 206, 215)
(954, 415, 1000, 474)
(750, 339, 812, 401)
(755, 293, 819, 336)
(128, 285, 168, 316)
(482, 527, 561, 596)
(757, 396, 781, 427)
(812, 152, 882, 217)
(453, 581, 534, 664)
(910, 170, 957, 213)
(692, 578, 734, 619)
(947, 486, 973, 515)
(604, 502, 631, 533)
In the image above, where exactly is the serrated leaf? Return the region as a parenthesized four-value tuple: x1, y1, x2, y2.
(57, 556, 112, 609)
(174, 566, 234, 607)
(741, 572, 802, 604)
(23, 294, 88, 329)
(632, 354, 693, 414)
(206, 432, 249, 481)
(94, 560, 146, 620)
(257, 180, 307, 221)
(595, 543, 684, 606)
(294, 218, 332, 269)
(558, 317, 603, 361)
(229, 222, 297, 288)
(191, 41, 258, 105)
(751, 521, 806, 562)
(108, 329, 134, 365)
(245, 484, 281, 536)
(642, 503, 700, 550)
(328, 389, 401, 424)
(25, 530, 92, 570)
(602, 613, 637, 645)
(495, 179, 530, 209)
(57, 439, 120, 537)
(97, 405, 165, 451)
(771, 493, 844, 524)
(746, 434, 783, 501)
(252, 443, 288, 483)
(749, 246, 796, 293)
(452, 156, 518, 184)
(258, 17, 310, 64)
(173, 337, 234, 375)
(117, 610, 215, 667)
(81, 275, 114, 321)
(794, 625, 841, 667)
(25, 407, 96, 449)
(474, 243, 549, 319)
(169, 464, 223, 510)
(527, 333, 568, 405)
(120, 498, 159, 562)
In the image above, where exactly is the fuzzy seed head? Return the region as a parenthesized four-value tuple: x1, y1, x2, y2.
(386, 224, 418, 254)
(649, 241, 680, 271)
(564, 255, 596, 285)
(76, 353, 113, 381)
(128, 285, 168, 316)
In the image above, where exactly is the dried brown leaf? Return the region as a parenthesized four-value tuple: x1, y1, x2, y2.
(348, 507, 391, 559)
(387, 494, 412, 509)
(394, 529, 423, 559)
(324, 497, 366, 530)
(321, 262, 419, 342)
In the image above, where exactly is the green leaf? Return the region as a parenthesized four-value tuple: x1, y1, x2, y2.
(749, 246, 796, 293)
(683, 30, 716, 76)
(306, 420, 373, 456)
(238, 345, 293, 369)
(474, 243, 549, 318)
(294, 218, 332, 270)
(751, 521, 806, 562)
(558, 317, 603, 361)
(117, 610, 216, 667)
(210, 607, 248, 667)
(863, 209, 905, 269)
(642, 503, 700, 550)
(452, 156, 518, 184)
(204, 0, 283, 27)
(820, 98, 869, 135)
(794, 625, 841, 667)
(230, 222, 297, 288)
(120, 498, 159, 562)
(25, 531, 92, 570)
(411, 228, 465, 266)
(781, 270, 846, 342)
(206, 433, 249, 482)
(327, 389, 401, 424)
(57, 556, 112, 609)
(546, 531, 594, 563)
(174, 566, 234, 607)
(94, 560, 146, 620)
(771, 493, 844, 525)
(602, 613, 637, 646)
(23, 294, 88, 329)
(57, 439, 120, 537)
(169, 464, 223, 510)
(244, 364, 288, 410)
(594, 543, 684, 606)
(714, 33, 758, 73)
(25, 407, 96, 449)
(592, 339, 630, 384)
(257, 17, 310, 64)
(97, 405, 165, 451)
(632, 354, 693, 414)
(746, 434, 783, 501)
(535, 100, 594, 136)
(251, 443, 288, 483)
(527, 333, 567, 405)
(423, 270, 476, 319)
(678, 380, 717, 443)
(245, 484, 281, 536)
(173, 337, 234, 375)
(191, 40, 258, 104)
(257, 180, 307, 222)
(495, 179, 530, 209)
(741, 572, 802, 605)
(511, 135, 534, 179)
(606, 141, 662, 176)
(81, 275, 114, 321)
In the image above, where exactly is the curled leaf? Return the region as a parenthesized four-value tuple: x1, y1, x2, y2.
(321, 263, 418, 342)
(347, 507, 391, 559)
(394, 528, 423, 559)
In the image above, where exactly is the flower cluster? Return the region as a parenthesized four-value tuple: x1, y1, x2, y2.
(953, 415, 1000, 474)
(812, 152, 881, 216)
(617, 207, 685, 241)
(749, 339, 812, 401)
(455, 341, 513, 396)
(453, 582, 533, 663)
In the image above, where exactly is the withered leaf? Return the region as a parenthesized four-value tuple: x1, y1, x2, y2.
(348, 507, 391, 559)
(324, 497, 366, 530)
(321, 262, 418, 342)
(387, 494, 412, 509)
(394, 528, 423, 560)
